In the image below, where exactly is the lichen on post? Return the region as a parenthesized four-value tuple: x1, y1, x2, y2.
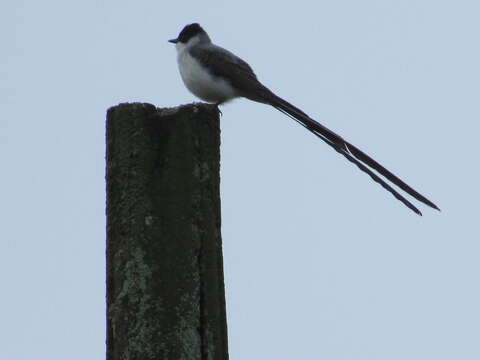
(106, 102, 228, 360)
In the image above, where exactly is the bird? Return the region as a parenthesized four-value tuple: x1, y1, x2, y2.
(168, 23, 439, 215)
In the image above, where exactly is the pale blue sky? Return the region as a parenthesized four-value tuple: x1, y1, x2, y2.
(1, 1, 479, 359)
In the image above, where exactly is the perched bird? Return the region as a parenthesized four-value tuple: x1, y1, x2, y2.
(169, 23, 439, 215)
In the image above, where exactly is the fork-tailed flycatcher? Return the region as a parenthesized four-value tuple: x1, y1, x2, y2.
(169, 23, 439, 215)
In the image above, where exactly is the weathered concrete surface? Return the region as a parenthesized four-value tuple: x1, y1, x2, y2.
(106, 103, 228, 360)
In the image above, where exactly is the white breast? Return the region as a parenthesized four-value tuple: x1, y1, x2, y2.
(176, 47, 237, 103)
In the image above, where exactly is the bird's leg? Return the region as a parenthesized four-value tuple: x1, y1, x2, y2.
(214, 102, 223, 116)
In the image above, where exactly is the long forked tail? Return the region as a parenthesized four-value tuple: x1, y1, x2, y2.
(264, 92, 440, 215)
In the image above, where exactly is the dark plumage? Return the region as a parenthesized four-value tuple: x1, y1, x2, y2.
(174, 23, 205, 44)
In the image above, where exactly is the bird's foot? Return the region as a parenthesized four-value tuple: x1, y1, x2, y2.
(214, 103, 223, 116)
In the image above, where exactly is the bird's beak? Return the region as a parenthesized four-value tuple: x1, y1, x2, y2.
(168, 38, 178, 44)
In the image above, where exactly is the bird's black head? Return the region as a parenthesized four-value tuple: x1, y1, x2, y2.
(169, 23, 206, 44)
